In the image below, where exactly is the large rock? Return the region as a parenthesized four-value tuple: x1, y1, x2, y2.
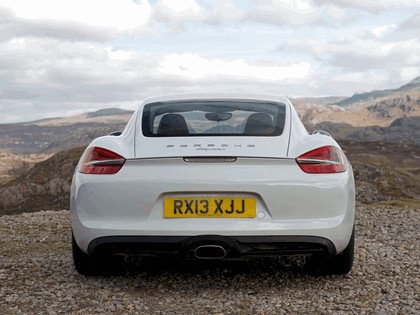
(0, 147, 85, 215)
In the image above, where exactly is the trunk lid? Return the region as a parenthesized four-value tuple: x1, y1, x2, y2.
(134, 136, 290, 158)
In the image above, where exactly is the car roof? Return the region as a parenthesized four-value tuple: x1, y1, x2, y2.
(142, 93, 291, 105)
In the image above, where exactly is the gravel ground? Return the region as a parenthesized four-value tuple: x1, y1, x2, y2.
(0, 205, 419, 314)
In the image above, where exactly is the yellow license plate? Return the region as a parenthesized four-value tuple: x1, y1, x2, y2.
(164, 197, 256, 218)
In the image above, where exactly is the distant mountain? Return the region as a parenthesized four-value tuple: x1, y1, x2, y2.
(294, 77, 420, 128)
(0, 107, 132, 154)
(31, 107, 133, 126)
(23, 108, 132, 126)
(86, 108, 134, 118)
(336, 76, 420, 107)
(398, 76, 420, 92)
(0, 122, 128, 154)
(336, 90, 393, 107)
(290, 96, 346, 106)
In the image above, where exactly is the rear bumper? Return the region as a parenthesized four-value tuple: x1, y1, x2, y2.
(87, 234, 336, 258)
(71, 157, 355, 255)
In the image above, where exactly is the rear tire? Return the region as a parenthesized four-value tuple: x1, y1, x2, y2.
(72, 233, 124, 276)
(306, 228, 355, 275)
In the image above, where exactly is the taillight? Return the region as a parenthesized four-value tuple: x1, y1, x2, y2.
(79, 147, 125, 174)
(296, 146, 347, 174)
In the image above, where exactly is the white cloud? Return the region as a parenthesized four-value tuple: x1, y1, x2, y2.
(0, 36, 311, 101)
(0, 0, 152, 31)
(290, 36, 420, 71)
(151, 0, 205, 29)
(401, 10, 420, 33)
(322, 4, 347, 21)
(0, 34, 315, 122)
(315, 0, 420, 11)
(371, 24, 396, 38)
(287, 33, 420, 94)
(158, 53, 311, 81)
(157, 0, 202, 16)
(318, 71, 390, 95)
(400, 67, 420, 82)
(0, 8, 113, 43)
(205, 0, 245, 24)
(105, 48, 136, 61)
(250, 0, 321, 25)
(0, 0, 419, 123)
(0, 37, 153, 100)
(150, 0, 245, 29)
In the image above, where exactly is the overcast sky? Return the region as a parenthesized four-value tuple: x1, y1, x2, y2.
(1, 0, 419, 123)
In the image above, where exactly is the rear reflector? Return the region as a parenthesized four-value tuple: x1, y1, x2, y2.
(79, 147, 125, 174)
(296, 146, 347, 174)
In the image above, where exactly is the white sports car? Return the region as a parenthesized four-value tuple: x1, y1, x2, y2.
(70, 94, 355, 276)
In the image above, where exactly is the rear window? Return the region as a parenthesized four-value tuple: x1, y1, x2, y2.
(142, 100, 286, 137)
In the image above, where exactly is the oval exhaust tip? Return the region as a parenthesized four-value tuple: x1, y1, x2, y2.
(194, 245, 227, 259)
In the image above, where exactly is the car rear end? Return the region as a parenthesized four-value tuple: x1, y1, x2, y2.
(70, 95, 355, 275)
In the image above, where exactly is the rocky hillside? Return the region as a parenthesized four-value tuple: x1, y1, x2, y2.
(0, 108, 132, 154)
(340, 141, 420, 203)
(336, 76, 420, 107)
(307, 116, 420, 146)
(293, 92, 420, 127)
(0, 122, 127, 154)
(0, 152, 51, 184)
(0, 141, 418, 216)
(0, 147, 85, 215)
(293, 76, 420, 127)
(294, 79, 420, 146)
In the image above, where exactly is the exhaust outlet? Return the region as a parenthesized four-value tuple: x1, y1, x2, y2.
(194, 245, 227, 259)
